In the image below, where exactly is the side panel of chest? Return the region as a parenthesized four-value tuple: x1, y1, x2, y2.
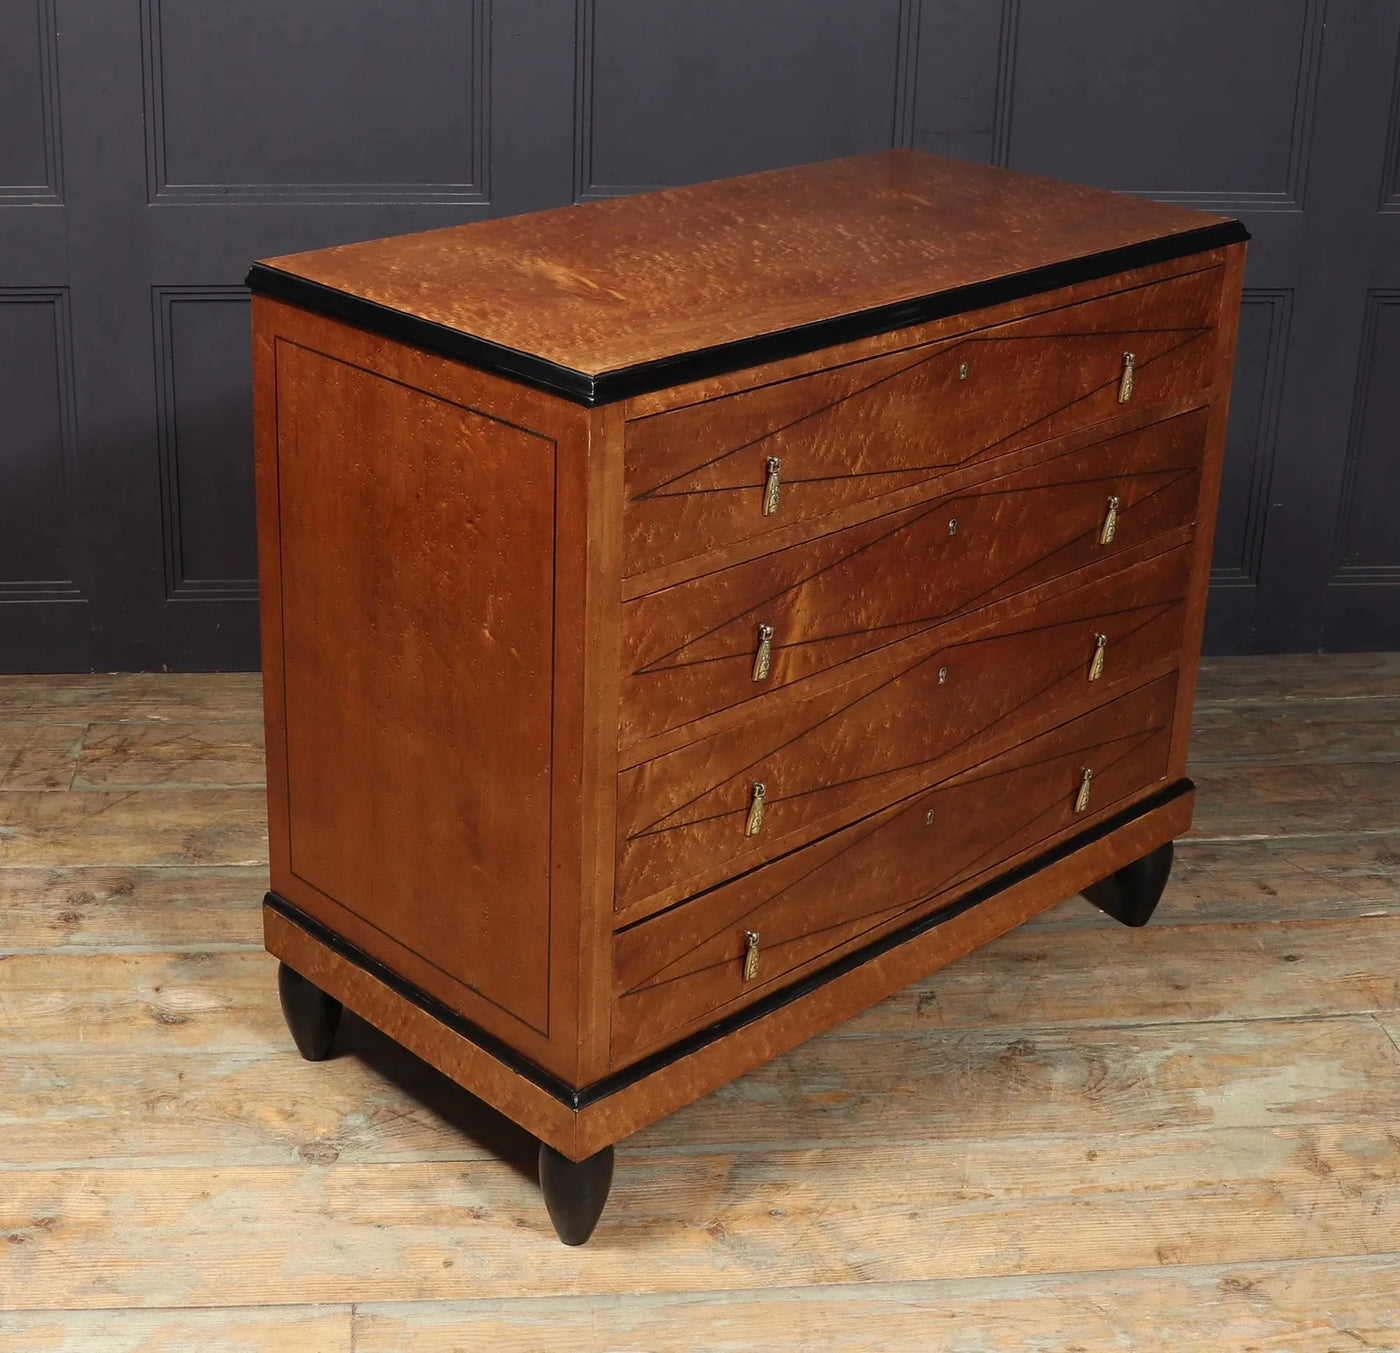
(272, 338, 556, 1032)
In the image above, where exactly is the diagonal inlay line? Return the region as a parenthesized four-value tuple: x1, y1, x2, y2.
(625, 599, 1181, 841)
(633, 460, 1199, 677)
(623, 704, 1172, 993)
(635, 327, 1209, 501)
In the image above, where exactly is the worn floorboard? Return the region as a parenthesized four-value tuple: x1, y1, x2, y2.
(0, 655, 1396, 1349)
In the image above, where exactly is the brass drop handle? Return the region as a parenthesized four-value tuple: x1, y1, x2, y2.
(762, 456, 782, 516)
(1099, 495, 1119, 546)
(743, 930, 761, 982)
(1075, 767, 1093, 814)
(1089, 633, 1108, 682)
(745, 781, 766, 837)
(752, 623, 774, 682)
(1118, 351, 1135, 403)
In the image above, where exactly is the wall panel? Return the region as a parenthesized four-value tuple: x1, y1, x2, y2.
(0, 291, 80, 596)
(142, 0, 490, 203)
(577, 0, 910, 198)
(2, 0, 1394, 667)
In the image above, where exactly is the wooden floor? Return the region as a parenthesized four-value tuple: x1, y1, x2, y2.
(1, 655, 1398, 1351)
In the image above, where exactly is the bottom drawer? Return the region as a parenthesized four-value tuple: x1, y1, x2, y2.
(612, 673, 1178, 1068)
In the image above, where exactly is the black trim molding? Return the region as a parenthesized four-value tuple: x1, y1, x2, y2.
(246, 220, 1248, 406)
(265, 776, 1194, 1112)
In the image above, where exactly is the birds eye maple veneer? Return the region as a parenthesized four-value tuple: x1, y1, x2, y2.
(246, 150, 1246, 1245)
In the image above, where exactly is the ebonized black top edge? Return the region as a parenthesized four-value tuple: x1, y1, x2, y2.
(245, 219, 1248, 407)
(265, 777, 1194, 1114)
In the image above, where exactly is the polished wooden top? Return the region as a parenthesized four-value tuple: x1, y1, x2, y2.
(251, 151, 1241, 393)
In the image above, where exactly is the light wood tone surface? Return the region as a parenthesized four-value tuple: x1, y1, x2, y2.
(1, 656, 1396, 1349)
(620, 263, 1218, 578)
(260, 151, 1233, 379)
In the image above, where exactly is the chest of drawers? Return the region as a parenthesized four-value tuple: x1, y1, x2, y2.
(247, 150, 1246, 1245)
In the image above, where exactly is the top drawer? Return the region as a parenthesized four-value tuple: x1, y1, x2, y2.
(623, 264, 1222, 583)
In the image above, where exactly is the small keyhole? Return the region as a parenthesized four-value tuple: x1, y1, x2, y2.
(925, 809, 936, 825)
(948, 519, 958, 537)
(938, 666, 948, 684)
(958, 362, 969, 380)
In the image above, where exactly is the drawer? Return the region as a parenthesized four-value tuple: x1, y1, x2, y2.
(615, 544, 1190, 917)
(623, 265, 1221, 581)
(612, 673, 1178, 1067)
(621, 405, 1206, 750)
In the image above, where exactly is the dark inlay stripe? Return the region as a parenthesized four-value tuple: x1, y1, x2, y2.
(265, 776, 1193, 1111)
(246, 221, 1247, 406)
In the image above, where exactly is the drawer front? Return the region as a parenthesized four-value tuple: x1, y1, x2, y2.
(615, 544, 1191, 916)
(612, 674, 1178, 1067)
(623, 265, 1221, 581)
(621, 405, 1206, 751)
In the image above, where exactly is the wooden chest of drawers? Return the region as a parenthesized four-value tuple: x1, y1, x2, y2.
(246, 150, 1246, 1244)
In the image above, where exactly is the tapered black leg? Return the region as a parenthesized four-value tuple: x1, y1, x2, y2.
(539, 1142, 614, 1245)
(1085, 840, 1175, 928)
(277, 961, 342, 1061)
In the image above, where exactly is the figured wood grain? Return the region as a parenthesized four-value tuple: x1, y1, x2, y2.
(622, 265, 1219, 577)
(272, 338, 556, 1037)
(235, 156, 1253, 1262)
(253, 297, 611, 1085)
(73, 722, 265, 789)
(612, 677, 1178, 1064)
(257, 151, 1234, 379)
(264, 905, 580, 1157)
(620, 411, 1205, 749)
(0, 866, 265, 951)
(4, 1124, 1394, 1308)
(616, 550, 1190, 913)
(350, 1258, 1400, 1353)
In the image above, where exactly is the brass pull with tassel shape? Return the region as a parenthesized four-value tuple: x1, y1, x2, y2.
(745, 782, 766, 837)
(1075, 767, 1093, 814)
(762, 457, 782, 516)
(1099, 495, 1119, 546)
(752, 623, 774, 682)
(743, 930, 761, 983)
(1089, 633, 1108, 682)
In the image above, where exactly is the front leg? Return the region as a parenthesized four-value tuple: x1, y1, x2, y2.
(277, 961, 342, 1061)
(1084, 840, 1175, 928)
(539, 1142, 615, 1245)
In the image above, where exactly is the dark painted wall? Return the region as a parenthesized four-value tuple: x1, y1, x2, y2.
(3, 0, 1398, 671)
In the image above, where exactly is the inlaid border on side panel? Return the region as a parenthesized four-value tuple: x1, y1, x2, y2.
(264, 777, 1193, 1152)
(252, 296, 602, 1082)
